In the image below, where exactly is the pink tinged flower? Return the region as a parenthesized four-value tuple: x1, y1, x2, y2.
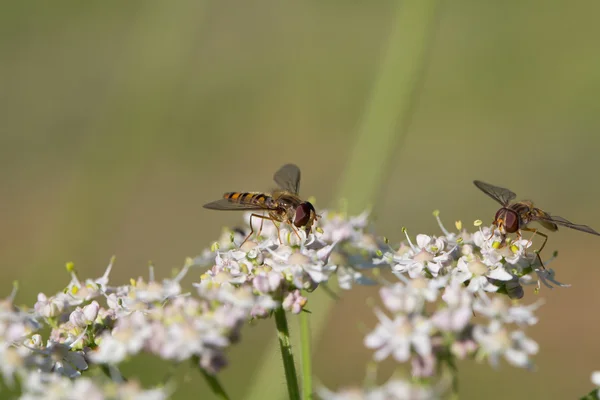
(83, 301, 100, 323)
(442, 281, 473, 309)
(432, 308, 471, 332)
(282, 290, 307, 314)
(68, 301, 100, 328)
(364, 309, 432, 363)
(34, 293, 64, 318)
(380, 284, 419, 314)
(250, 295, 279, 318)
(451, 335, 478, 360)
(411, 353, 437, 378)
(253, 271, 283, 294)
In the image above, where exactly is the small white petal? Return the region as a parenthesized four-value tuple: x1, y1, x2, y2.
(487, 267, 513, 281)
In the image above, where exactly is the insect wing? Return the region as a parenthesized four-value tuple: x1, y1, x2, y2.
(537, 214, 600, 236)
(273, 164, 301, 195)
(203, 198, 270, 211)
(537, 219, 558, 232)
(473, 180, 517, 206)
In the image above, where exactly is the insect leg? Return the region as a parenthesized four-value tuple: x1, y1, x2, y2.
(521, 227, 548, 270)
(242, 213, 275, 247)
(487, 224, 495, 240)
(256, 213, 266, 238)
(290, 224, 302, 241)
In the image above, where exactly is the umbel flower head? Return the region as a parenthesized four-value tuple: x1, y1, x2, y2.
(0, 206, 572, 397)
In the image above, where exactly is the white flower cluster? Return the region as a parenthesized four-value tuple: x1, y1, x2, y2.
(322, 212, 569, 397)
(318, 379, 438, 400)
(0, 208, 576, 398)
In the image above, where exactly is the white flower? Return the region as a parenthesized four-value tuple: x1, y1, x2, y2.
(68, 301, 100, 328)
(252, 270, 283, 294)
(452, 257, 512, 293)
(0, 345, 26, 386)
(433, 282, 473, 331)
(474, 295, 541, 326)
(90, 311, 153, 364)
(317, 210, 370, 245)
(89, 334, 129, 364)
(364, 309, 432, 363)
(473, 320, 538, 369)
(24, 335, 88, 378)
(318, 379, 439, 400)
(20, 371, 169, 400)
(390, 234, 452, 279)
(592, 371, 600, 386)
(336, 265, 371, 290)
(380, 277, 444, 314)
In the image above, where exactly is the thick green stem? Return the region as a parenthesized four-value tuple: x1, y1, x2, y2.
(274, 307, 301, 400)
(299, 311, 313, 400)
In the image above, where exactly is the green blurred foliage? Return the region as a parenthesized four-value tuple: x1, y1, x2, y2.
(1, 1, 600, 399)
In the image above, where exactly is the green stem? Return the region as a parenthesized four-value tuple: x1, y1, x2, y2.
(246, 2, 441, 399)
(299, 311, 313, 400)
(198, 366, 231, 400)
(274, 307, 301, 400)
(335, 0, 441, 212)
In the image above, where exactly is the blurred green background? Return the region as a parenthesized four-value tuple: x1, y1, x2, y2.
(2, 1, 600, 399)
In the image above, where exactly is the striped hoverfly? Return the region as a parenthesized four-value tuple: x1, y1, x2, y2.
(204, 164, 319, 246)
(474, 180, 600, 266)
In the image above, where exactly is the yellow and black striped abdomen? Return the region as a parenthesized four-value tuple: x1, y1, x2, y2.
(224, 192, 272, 206)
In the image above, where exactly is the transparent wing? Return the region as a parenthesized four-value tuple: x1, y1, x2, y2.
(473, 180, 516, 206)
(535, 214, 600, 236)
(203, 198, 270, 211)
(273, 164, 301, 194)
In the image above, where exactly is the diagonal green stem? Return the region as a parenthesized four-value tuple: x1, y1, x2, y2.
(274, 307, 301, 400)
(245, 1, 441, 399)
(336, 0, 441, 212)
(197, 363, 231, 400)
(299, 311, 313, 400)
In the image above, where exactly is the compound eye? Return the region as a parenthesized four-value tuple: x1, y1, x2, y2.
(504, 210, 519, 233)
(294, 202, 315, 227)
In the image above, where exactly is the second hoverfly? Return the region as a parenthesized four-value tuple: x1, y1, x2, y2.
(204, 163, 319, 246)
(473, 180, 600, 266)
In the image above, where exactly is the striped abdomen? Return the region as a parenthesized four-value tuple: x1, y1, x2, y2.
(224, 192, 274, 207)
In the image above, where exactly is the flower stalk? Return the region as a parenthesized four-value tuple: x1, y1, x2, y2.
(299, 310, 313, 400)
(274, 307, 301, 400)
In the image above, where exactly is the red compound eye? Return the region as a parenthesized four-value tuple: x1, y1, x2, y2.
(294, 202, 315, 227)
(504, 210, 519, 233)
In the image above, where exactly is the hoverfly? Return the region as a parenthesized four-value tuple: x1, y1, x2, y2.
(473, 180, 600, 266)
(203, 164, 319, 246)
